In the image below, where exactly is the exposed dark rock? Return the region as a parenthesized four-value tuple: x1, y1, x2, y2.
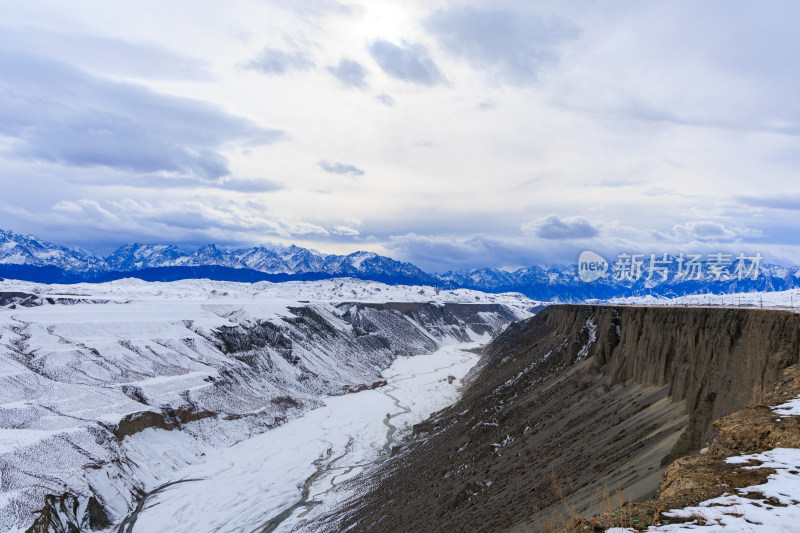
(120, 385, 148, 406)
(342, 380, 388, 394)
(114, 406, 217, 440)
(26, 493, 111, 533)
(284, 306, 339, 336)
(271, 395, 302, 408)
(0, 291, 40, 307)
(0, 292, 109, 307)
(214, 320, 293, 355)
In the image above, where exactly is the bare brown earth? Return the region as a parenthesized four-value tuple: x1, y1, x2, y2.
(309, 305, 800, 532)
(572, 364, 800, 531)
(114, 406, 218, 439)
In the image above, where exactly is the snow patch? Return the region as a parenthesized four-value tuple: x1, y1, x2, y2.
(576, 316, 597, 362)
(606, 448, 800, 532)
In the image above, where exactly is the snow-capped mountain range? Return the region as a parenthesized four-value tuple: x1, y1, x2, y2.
(2, 227, 800, 299)
(0, 229, 428, 280)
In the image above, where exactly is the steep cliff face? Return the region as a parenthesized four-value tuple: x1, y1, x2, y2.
(584, 306, 800, 461)
(485, 305, 800, 462)
(573, 363, 800, 531)
(314, 305, 800, 533)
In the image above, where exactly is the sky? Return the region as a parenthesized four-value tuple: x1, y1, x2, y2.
(1, 1, 799, 272)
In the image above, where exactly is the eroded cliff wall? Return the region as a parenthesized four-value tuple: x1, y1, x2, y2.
(319, 305, 800, 532)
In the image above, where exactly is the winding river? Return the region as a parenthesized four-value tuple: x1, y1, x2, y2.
(127, 342, 481, 533)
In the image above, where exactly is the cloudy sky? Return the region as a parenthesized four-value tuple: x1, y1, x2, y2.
(1, 1, 799, 272)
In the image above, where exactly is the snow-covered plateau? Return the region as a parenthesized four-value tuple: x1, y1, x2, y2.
(608, 287, 800, 310)
(0, 278, 535, 532)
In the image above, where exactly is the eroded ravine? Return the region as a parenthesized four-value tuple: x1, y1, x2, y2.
(128, 342, 482, 533)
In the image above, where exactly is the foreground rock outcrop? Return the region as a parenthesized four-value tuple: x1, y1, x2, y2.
(309, 305, 800, 532)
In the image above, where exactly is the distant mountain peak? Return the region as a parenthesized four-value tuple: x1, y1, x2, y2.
(0, 228, 431, 283)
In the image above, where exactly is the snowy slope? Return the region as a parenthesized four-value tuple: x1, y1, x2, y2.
(0, 278, 534, 532)
(608, 287, 800, 310)
(0, 277, 536, 307)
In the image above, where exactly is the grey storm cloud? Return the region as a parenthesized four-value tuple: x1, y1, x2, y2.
(245, 47, 314, 75)
(327, 58, 368, 88)
(523, 215, 600, 240)
(671, 221, 736, 240)
(387, 233, 524, 272)
(318, 160, 365, 176)
(425, 7, 579, 84)
(385, 232, 581, 273)
(368, 40, 444, 86)
(0, 26, 213, 81)
(31, 197, 337, 252)
(0, 50, 284, 181)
